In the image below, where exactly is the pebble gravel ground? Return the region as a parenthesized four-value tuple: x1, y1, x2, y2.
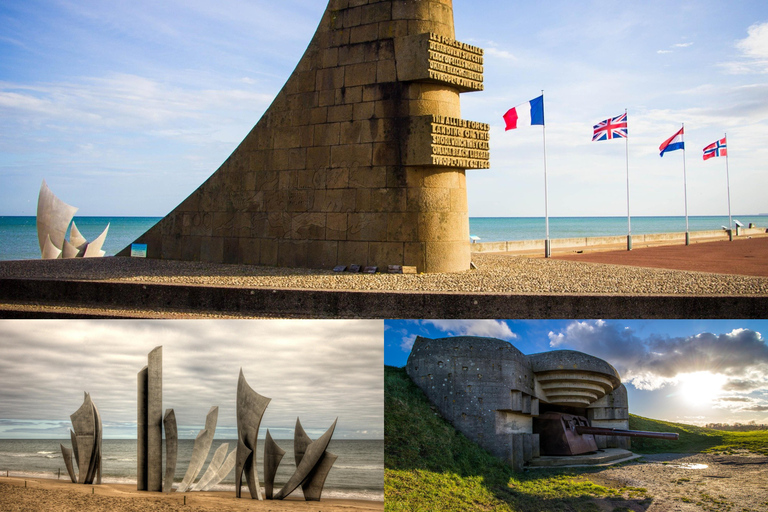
(2, 252, 767, 296)
(589, 452, 768, 512)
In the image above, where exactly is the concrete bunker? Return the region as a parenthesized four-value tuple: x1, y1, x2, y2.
(405, 336, 676, 470)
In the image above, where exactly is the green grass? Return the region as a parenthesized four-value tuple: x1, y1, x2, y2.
(629, 414, 768, 456)
(385, 365, 768, 511)
(385, 366, 651, 512)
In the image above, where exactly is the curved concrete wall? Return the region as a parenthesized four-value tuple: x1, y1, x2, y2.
(120, 0, 489, 273)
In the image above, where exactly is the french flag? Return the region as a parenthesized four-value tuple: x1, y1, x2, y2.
(503, 95, 545, 130)
(659, 126, 685, 157)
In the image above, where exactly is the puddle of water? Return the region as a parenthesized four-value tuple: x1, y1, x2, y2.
(666, 463, 709, 469)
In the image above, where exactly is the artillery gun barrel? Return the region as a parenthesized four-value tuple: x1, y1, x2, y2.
(575, 426, 679, 440)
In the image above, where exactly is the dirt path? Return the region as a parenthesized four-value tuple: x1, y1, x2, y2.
(588, 452, 768, 511)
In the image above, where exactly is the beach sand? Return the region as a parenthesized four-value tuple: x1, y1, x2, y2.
(0, 477, 383, 512)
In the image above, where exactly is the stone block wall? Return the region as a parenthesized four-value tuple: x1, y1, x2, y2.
(119, 0, 489, 273)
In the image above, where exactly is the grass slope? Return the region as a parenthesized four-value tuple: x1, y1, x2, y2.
(630, 414, 768, 456)
(385, 366, 648, 512)
(385, 366, 768, 511)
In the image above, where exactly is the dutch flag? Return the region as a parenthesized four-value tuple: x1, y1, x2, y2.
(659, 126, 685, 157)
(503, 95, 545, 130)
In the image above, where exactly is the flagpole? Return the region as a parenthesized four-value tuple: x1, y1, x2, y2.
(725, 132, 732, 238)
(625, 108, 631, 251)
(682, 123, 689, 245)
(542, 90, 550, 258)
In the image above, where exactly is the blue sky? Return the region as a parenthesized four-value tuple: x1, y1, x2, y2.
(385, 319, 768, 426)
(0, 320, 383, 440)
(1, 0, 766, 217)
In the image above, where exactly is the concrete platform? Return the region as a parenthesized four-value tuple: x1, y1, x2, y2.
(527, 449, 641, 468)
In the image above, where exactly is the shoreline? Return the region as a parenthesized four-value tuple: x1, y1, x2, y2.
(472, 227, 768, 255)
(0, 476, 384, 511)
(0, 470, 382, 502)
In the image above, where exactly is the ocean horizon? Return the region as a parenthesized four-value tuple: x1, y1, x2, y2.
(2, 214, 765, 261)
(0, 438, 383, 501)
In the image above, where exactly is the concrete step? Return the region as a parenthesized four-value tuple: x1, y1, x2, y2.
(527, 448, 641, 468)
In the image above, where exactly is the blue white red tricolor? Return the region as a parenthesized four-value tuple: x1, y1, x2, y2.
(702, 137, 727, 160)
(592, 113, 628, 141)
(659, 126, 685, 157)
(503, 95, 545, 130)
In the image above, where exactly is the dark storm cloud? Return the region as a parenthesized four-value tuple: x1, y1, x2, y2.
(0, 320, 384, 439)
(549, 322, 768, 391)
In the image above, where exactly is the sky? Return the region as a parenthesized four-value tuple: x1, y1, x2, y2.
(384, 319, 768, 427)
(0, 319, 384, 440)
(1, 0, 766, 217)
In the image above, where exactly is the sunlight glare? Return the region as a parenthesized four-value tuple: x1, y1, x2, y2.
(676, 371, 727, 406)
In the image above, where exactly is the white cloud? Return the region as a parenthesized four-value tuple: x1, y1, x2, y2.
(547, 321, 768, 396)
(400, 334, 418, 352)
(722, 21, 768, 74)
(422, 320, 518, 341)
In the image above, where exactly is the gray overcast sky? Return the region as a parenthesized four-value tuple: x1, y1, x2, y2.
(0, 319, 383, 440)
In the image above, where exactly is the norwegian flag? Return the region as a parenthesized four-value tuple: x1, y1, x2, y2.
(593, 113, 628, 141)
(703, 137, 727, 160)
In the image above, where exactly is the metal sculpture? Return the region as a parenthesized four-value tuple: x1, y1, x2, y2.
(36, 180, 109, 259)
(263, 430, 285, 499)
(163, 409, 178, 492)
(177, 406, 219, 493)
(193, 443, 228, 491)
(292, 418, 338, 501)
(59, 392, 102, 485)
(273, 418, 337, 500)
(199, 449, 236, 491)
(235, 369, 271, 500)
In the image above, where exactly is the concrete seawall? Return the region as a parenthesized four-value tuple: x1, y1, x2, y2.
(472, 228, 768, 254)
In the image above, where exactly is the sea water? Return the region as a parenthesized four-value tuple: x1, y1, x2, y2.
(468, 215, 767, 242)
(0, 438, 383, 500)
(1, 215, 766, 261)
(0, 217, 160, 261)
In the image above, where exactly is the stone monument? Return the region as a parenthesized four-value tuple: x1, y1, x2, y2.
(120, 0, 488, 273)
(406, 336, 632, 471)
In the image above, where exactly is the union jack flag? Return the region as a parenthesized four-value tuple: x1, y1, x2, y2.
(703, 137, 727, 160)
(593, 113, 628, 141)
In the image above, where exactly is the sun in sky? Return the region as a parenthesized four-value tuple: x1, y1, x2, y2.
(674, 371, 729, 407)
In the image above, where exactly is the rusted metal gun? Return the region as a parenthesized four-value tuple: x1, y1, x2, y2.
(533, 412, 679, 456)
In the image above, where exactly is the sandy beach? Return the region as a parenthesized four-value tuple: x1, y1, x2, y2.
(0, 476, 383, 512)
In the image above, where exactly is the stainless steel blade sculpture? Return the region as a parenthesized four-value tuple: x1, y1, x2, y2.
(163, 409, 177, 493)
(60, 392, 102, 485)
(192, 442, 228, 491)
(60, 444, 77, 483)
(293, 418, 338, 501)
(200, 449, 237, 491)
(138, 346, 163, 491)
(263, 430, 285, 500)
(272, 418, 337, 501)
(36, 180, 109, 259)
(177, 406, 219, 493)
(235, 369, 271, 500)
(37, 180, 78, 257)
